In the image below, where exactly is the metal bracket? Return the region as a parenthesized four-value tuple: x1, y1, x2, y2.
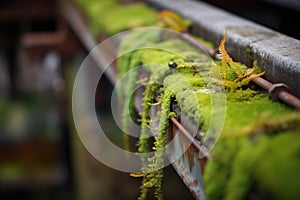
(268, 83, 290, 102)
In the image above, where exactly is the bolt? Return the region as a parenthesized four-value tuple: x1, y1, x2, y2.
(268, 83, 289, 102)
(168, 61, 177, 68)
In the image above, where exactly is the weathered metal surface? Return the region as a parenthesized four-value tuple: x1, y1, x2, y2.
(251, 77, 300, 108)
(146, 0, 300, 98)
(64, 1, 300, 199)
(167, 122, 207, 200)
(179, 33, 218, 58)
(170, 116, 208, 158)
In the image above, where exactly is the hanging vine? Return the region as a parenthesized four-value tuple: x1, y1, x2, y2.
(117, 30, 161, 151)
(135, 87, 174, 200)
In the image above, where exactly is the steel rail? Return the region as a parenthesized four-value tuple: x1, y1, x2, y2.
(178, 32, 300, 110)
(170, 116, 210, 159)
(173, 30, 300, 110)
(62, 1, 300, 168)
(180, 32, 219, 59)
(62, 2, 207, 155)
(251, 77, 300, 110)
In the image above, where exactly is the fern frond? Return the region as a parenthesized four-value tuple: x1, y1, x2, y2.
(219, 31, 230, 80)
(231, 61, 244, 76)
(219, 31, 228, 58)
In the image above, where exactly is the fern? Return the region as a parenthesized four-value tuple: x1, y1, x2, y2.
(213, 32, 264, 91)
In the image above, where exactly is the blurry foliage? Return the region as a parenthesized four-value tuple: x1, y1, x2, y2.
(76, 0, 157, 36)
(204, 129, 300, 200)
(0, 94, 60, 142)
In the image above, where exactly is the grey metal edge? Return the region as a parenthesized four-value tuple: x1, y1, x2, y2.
(146, 0, 300, 98)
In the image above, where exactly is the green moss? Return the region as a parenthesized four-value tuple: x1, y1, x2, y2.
(253, 132, 300, 200)
(78, 1, 300, 199)
(203, 137, 246, 200)
(163, 73, 208, 128)
(246, 47, 253, 61)
(76, 0, 157, 36)
(116, 30, 161, 150)
(222, 92, 292, 137)
(98, 4, 157, 36)
(137, 82, 160, 200)
(204, 120, 300, 200)
(138, 82, 160, 155)
(117, 29, 299, 200)
(139, 89, 174, 200)
(225, 131, 300, 200)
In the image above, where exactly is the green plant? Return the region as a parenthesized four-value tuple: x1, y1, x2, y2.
(137, 88, 174, 200)
(118, 30, 296, 200)
(212, 32, 264, 92)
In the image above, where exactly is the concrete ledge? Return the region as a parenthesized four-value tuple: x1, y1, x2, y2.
(146, 0, 300, 98)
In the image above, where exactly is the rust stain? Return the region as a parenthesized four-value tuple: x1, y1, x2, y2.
(172, 123, 208, 173)
(190, 180, 198, 187)
(176, 126, 187, 161)
(173, 154, 203, 200)
(199, 156, 207, 173)
(186, 144, 195, 171)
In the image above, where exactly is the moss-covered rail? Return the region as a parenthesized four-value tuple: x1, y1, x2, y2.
(62, 0, 300, 199)
(117, 29, 300, 199)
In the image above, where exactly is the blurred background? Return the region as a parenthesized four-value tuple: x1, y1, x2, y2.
(0, 0, 75, 199)
(201, 0, 300, 40)
(0, 0, 299, 199)
(0, 0, 194, 199)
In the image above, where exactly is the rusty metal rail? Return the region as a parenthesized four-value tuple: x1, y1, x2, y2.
(251, 77, 300, 110)
(185, 34, 300, 109)
(170, 116, 209, 159)
(62, 1, 300, 153)
(146, 0, 300, 103)
(61, 1, 206, 144)
(63, 1, 300, 199)
(179, 32, 219, 59)
(172, 30, 300, 110)
(174, 31, 300, 110)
